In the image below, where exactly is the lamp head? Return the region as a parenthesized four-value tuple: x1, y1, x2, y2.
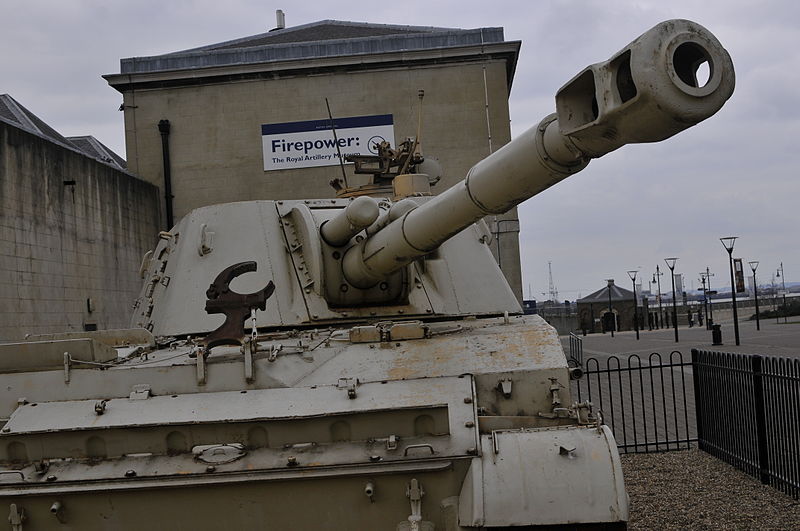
(720, 236, 737, 253)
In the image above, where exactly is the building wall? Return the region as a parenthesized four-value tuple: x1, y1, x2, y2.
(577, 300, 640, 334)
(119, 59, 522, 299)
(0, 121, 160, 341)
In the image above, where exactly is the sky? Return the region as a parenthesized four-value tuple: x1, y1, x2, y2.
(1, 0, 797, 300)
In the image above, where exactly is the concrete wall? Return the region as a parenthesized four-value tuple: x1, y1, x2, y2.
(0, 121, 160, 341)
(542, 314, 580, 336)
(119, 60, 522, 299)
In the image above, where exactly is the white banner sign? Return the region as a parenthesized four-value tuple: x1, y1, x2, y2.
(261, 114, 394, 171)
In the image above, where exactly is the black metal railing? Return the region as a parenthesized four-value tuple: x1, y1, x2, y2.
(693, 349, 800, 499)
(568, 332, 583, 367)
(573, 352, 695, 453)
(569, 349, 800, 499)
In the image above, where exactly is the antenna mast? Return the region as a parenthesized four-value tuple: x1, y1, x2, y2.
(325, 98, 348, 189)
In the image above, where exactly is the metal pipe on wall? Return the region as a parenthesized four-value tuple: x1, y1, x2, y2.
(158, 119, 174, 230)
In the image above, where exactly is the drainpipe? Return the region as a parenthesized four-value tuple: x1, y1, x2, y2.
(158, 119, 174, 229)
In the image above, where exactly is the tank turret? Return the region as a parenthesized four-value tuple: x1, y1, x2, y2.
(0, 20, 733, 530)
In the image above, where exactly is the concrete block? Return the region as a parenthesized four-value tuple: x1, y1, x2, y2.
(14, 242, 31, 259)
(16, 299, 35, 314)
(0, 226, 15, 242)
(63, 275, 84, 289)
(0, 254, 16, 272)
(0, 283, 17, 298)
(65, 300, 85, 315)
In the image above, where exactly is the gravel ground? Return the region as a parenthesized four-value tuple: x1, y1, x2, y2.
(621, 449, 800, 530)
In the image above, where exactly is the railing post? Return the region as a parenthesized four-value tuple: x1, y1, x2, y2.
(751, 355, 770, 485)
(691, 349, 704, 451)
(568, 332, 583, 367)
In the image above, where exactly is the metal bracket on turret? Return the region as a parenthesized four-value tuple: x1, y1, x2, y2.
(201, 262, 275, 351)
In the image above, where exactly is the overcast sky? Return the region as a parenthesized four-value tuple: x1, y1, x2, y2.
(2, 0, 797, 299)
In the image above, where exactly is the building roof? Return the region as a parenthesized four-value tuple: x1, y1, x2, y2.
(0, 94, 72, 148)
(66, 136, 127, 171)
(0, 94, 126, 171)
(106, 19, 520, 91)
(577, 280, 635, 304)
(187, 20, 463, 51)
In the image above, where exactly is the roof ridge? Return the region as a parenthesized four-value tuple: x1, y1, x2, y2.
(151, 19, 474, 58)
(0, 94, 41, 135)
(66, 135, 127, 171)
(577, 283, 635, 303)
(118, 27, 506, 72)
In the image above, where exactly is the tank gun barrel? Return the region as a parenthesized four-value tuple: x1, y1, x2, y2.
(343, 19, 734, 289)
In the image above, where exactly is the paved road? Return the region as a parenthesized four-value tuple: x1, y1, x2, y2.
(561, 318, 800, 361)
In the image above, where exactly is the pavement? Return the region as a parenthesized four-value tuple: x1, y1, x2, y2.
(561, 317, 800, 361)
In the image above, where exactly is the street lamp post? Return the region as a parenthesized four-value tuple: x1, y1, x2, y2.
(654, 265, 664, 329)
(606, 279, 615, 338)
(772, 273, 778, 322)
(720, 237, 740, 346)
(749, 261, 760, 331)
(628, 270, 640, 340)
(777, 262, 787, 324)
(647, 278, 655, 330)
(705, 267, 715, 328)
(664, 258, 679, 343)
(699, 273, 709, 329)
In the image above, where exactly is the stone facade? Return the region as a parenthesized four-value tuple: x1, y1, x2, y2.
(0, 120, 160, 341)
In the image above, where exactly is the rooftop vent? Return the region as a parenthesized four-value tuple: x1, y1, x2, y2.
(271, 9, 285, 31)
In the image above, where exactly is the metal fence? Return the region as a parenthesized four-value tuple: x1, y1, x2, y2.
(568, 332, 583, 367)
(569, 349, 800, 499)
(693, 349, 800, 499)
(572, 352, 695, 453)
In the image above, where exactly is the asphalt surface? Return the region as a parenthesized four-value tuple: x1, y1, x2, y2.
(561, 318, 800, 361)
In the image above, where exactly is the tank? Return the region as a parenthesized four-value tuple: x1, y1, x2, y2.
(0, 19, 733, 530)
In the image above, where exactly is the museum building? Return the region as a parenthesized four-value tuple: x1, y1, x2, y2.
(104, 16, 524, 299)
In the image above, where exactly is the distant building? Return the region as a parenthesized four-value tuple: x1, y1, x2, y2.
(104, 18, 524, 300)
(522, 299, 537, 315)
(0, 94, 159, 340)
(576, 279, 647, 333)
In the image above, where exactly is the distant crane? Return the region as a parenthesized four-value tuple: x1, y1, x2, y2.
(548, 261, 559, 303)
